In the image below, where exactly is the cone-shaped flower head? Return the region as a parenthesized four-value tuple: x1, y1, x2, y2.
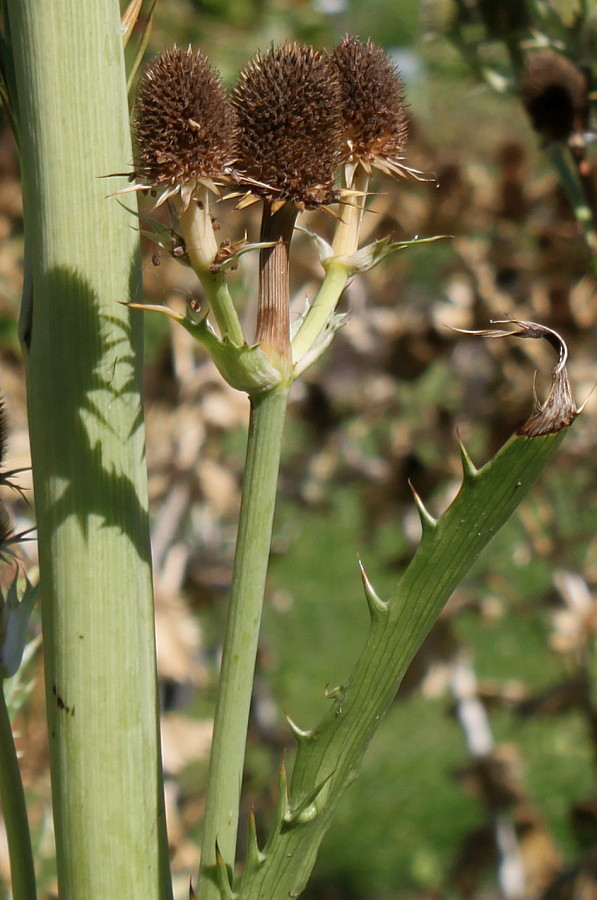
(133, 46, 236, 207)
(232, 43, 344, 209)
(521, 51, 589, 142)
(331, 36, 409, 180)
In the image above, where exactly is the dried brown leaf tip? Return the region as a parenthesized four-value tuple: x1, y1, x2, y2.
(455, 320, 578, 437)
(331, 36, 416, 182)
(521, 51, 589, 143)
(133, 46, 236, 208)
(232, 42, 344, 209)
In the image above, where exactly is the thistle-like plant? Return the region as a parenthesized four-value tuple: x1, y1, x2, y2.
(127, 35, 580, 900)
(0, 0, 584, 892)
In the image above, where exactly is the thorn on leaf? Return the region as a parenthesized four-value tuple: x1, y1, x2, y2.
(358, 556, 388, 616)
(457, 436, 478, 480)
(408, 481, 438, 531)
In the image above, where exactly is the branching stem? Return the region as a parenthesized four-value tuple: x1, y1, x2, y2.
(179, 187, 245, 345)
(199, 196, 297, 899)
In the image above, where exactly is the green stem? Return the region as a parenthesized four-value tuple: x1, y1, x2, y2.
(291, 260, 351, 365)
(546, 142, 597, 277)
(179, 188, 245, 345)
(0, 686, 36, 900)
(291, 166, 369, 366)
(198, 382, 291, 899)
(8, 2, 171, 897)
(197, 200, 297, 896)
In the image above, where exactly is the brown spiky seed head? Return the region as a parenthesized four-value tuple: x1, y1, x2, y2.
(331, 36, 408, 171)
(232, 43, 344, 208)
(134, 46, 236, 188)
(521, 51, 589, 142)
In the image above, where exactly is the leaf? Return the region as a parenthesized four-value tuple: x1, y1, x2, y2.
(236, 323, 576, 899)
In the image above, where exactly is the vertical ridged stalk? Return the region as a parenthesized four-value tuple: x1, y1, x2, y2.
(0, 686, 36, 900)
(198, 200, 297, 897)
(8, 3, 171, 898)
(198, 382, 291, 899)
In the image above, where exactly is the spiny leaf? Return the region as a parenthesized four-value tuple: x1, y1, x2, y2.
(237, 322, 576, 899)
(240, 432, 571, 898)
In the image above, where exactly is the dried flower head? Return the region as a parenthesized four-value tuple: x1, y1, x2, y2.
(521, 51, 589, 143)
(331, 36, 410, 180)
(232, 43, 344, 209)
(133, 46, 236, 207)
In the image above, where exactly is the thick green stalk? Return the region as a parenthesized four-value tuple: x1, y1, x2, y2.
(198, 382, 291, 899)
(0, 685, 36, 900)
(8, 3, 171, 898)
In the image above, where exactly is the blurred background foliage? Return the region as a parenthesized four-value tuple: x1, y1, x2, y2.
(1, 0, 597, 898)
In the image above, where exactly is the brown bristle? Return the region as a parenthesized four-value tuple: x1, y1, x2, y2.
(331, 36, 409, 171)
(133, 46, 236, 188)
(232, 43, 344, 208)
(521, 51, 589, 142)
